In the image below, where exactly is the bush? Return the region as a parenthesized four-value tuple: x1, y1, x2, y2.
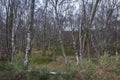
(67, 59, 99, 80)
(0, 62, 26, 80)
(27, 68, 50, 80)
(99, 53, 120, 71)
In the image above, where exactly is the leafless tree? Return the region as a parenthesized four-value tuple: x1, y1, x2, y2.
(24, 0, 35, 67)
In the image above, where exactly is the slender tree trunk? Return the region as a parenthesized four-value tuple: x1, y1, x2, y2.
(42, 24, 46, 56)
(24, 32, 31, 66)
(85, 0, 100, 59)
(11, 5, 17, 62)
(24, 0, 35, 67)
(72, 28, 79, 64)
(116, 21, 118, 57)
(0, 40, 1, 59)
(91, 34, 100, 58)
(11, 22, 16, 62)
(53, 1, 68, 64)
(79, 0, 86, 61)
(87, 39, 91, 60)
(58, 28, 68, 64)
(53, 47, 57, 61)
(79, 23, 83, 61)
(6, 0, 14, 61)
(104, 9, 113, 53)
(116, 8, 119, 56)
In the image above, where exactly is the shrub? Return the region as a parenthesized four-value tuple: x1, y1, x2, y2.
(99, 53, 120, 71)
(0, 62, 26, 80)
(28, 68, 50, 80)
(67, 59, 99, 80)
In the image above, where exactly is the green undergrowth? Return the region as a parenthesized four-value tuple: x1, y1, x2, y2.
(67, 53, 120, 80)
(57, 48, 74, 56)
(30, 56, 52, 64)
(0, 62, 72, 80)
(0, 53, 120, 80)
(0, 62, 26, 80)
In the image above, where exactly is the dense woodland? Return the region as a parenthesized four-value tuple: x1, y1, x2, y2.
(0, 0, 120, 80)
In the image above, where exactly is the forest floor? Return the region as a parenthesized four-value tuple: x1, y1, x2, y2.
(29, 48, 76, 71)
(1, 48, 120, 80)
(29, 56, 75, 71)
(28, 48, 120, 80)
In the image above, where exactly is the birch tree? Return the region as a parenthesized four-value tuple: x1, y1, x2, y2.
(79, 0, 100, 60)
(68, 12, 79, 64)
(49, 0, 68, 64)
(11, 0, 19, 62)
(24, 0, 35, 67)
(4, 0, 14, 61)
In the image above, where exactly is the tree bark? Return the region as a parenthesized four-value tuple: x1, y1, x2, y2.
(53, 0, 68, 64)
(6, 0, 14, 61)
(72, 28, 79, 64)
(24, 0, 35, 67)
(58, 28, 68, 64)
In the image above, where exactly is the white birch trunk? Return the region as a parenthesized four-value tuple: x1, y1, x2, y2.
(11, 0, 16, 62)
(116, 50, 118, 56)
(58, 29, 68, 64)
(24, 0, 35, 67)
(54, 4, 68, 64)
(75, 52, 79, 65)
(24, 32, 31, 66)
(11, 23, 16, 62)
(72, 28, 79, 64)
(79, 23, 83, 61)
